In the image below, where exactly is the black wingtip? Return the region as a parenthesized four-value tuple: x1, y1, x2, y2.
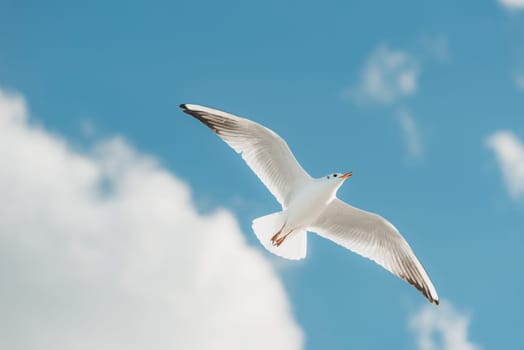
(179, 104, 194, 116)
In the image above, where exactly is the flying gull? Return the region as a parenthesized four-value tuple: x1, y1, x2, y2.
(180, 103, 439, 305)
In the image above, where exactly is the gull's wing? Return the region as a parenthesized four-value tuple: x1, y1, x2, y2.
(310, 199, 439, 305)
(180, 104, 311, 208)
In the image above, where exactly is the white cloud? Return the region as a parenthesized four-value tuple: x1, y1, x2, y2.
(344, 42, 444, 158)
(0, 90, 304, 350)
(398, 110, 423, 158)
(486, 131, 524, 199)
(498, 0, 524, 10)
(409, 301, 480, 350)
(346, 44, 420, 105)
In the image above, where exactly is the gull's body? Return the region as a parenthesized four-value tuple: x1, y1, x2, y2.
(180, 103, 439, 305)
(286, 178, 337, 229)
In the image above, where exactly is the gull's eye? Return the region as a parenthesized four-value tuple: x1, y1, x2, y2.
(333, 174, 337, 177)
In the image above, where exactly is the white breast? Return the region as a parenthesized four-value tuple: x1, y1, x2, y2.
(285, 180, 337, 230)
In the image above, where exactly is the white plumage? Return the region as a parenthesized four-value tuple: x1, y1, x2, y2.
(180, 103, 439, 305)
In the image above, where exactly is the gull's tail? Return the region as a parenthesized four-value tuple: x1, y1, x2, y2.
(252, 211, 307, 260)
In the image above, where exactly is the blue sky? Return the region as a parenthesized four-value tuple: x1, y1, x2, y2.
(1, 1, 524, 349)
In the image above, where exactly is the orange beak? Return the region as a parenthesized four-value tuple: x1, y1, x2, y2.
(340, 171, 352, 179)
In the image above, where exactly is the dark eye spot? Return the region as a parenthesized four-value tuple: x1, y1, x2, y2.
(326, 176, 330, 179)
(333, 174, 337, 177)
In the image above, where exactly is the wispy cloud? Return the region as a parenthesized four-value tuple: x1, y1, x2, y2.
(420, 35, 450, 63)
(398, 110, 423, 158)
(0, 90, 304, 350)
(409, 300, 480, 350)
(345, 44, 420, 105)
(498, 0, 524, 10)
(344, 40, 449, 159)
(514, 72, 524, 91)
(486, 131, 524, 199)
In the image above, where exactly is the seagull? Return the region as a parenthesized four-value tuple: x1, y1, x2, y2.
(180, 103, 439, 305)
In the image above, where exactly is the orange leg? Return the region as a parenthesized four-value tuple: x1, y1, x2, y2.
(275, 235, 286, 247)
(275, 230, 293, 247)
(270, 223, 286, 246)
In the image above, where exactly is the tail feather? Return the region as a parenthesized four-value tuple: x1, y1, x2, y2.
(252, 212, 307, 260)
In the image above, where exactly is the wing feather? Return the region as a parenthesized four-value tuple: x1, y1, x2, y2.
(310, 199, 439, 305)
(180, 104, 311, 207)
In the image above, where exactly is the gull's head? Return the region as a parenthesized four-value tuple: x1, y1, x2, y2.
(324, 172, 352, 185)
